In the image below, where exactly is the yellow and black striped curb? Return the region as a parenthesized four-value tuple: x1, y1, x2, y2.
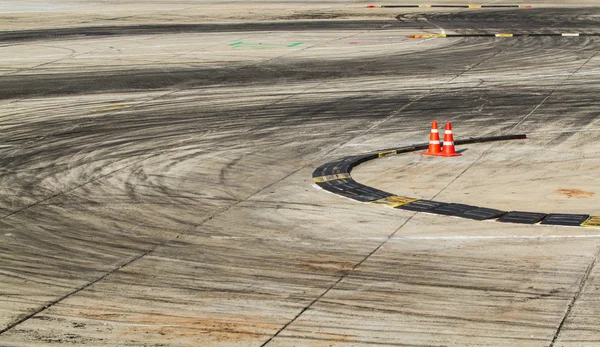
(367, 4, 532, 8)
(369, 196, 418, 208)
(312, 133, 600, 228)
(313, 173, 351, 183)
(407, 33, 598, 39)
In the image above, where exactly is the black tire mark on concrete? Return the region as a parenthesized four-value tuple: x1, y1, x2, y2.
(0, 157, 304, 335)
(0, 20, 435, 334)
(3, 35, 597, 100)
(346, 41, 509, 140)
(0, 27, 383, 216)
(0, 21, 402, 43)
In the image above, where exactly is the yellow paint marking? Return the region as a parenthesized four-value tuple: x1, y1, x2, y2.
(95, 103, 125, 113)
(313, 173, 351, 183)
(369, 196, 418, 208)
(581, 216, 600, 228)
(468, 4, 482, 8)
(408, 33, 446, 39)
(418, 4, 432, 7)
(378, 150, 397, 158)
(495, 33, 513, 37)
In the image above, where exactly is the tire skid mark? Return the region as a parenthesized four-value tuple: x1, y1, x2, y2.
(0, 21, 434, 334)
(510, 47, 600, 131)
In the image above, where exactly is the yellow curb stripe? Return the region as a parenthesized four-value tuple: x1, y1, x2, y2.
(312, 173, 351, 183)
(495, 33, 514, 37)
(369, 196, 419, 208)
(581, 216, 600, 228)
(468, 4, 482, 8)
(378, 150, 397, 158)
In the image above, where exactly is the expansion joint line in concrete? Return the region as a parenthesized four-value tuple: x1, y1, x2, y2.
(511, 47, 600, 131)
(430, 142, 492, 201)
(0, 204, 235, 336)
(0, 248, 154, 335)
(260, 213, 417, 346)
(549, 245, 600, 346)
(361, 46, 506, 139)
(260, 47, 511, 347)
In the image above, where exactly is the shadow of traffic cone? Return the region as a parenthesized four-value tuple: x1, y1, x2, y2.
(439, 122, 462, 157)
(422, 121, 441, 156)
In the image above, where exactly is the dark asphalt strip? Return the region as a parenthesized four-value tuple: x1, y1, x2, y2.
(410, 33, 600, 37)
(0, 21, 401, 43)
(3, 7, 597, 44)
(397, 7, 600, 32)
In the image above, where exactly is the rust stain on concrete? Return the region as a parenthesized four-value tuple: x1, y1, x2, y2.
(555, 188, 595, 198)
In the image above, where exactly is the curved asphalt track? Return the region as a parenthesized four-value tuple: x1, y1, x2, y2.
(313, 134, 600, 227)
(1, 2, 600, 346)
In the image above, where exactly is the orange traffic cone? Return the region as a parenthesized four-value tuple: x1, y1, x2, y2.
(422, 121, 442, 156)
(439, 122, 461, 157)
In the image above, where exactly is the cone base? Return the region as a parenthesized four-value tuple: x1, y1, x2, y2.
(421, 151, 441, 156)
(439, 152, 462, 157)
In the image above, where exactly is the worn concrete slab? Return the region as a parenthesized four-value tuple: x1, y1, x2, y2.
(1, 1, 600, 346)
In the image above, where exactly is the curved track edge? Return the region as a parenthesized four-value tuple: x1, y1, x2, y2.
(312, 134, 600, 228)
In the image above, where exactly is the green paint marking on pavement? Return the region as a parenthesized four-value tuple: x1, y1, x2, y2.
(229, 41, 304, 49)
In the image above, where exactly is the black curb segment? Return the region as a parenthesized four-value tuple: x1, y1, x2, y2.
(498, 211, 548, 224)
(541, 214, 590, 227)
(316, 178, 393, 202)
(459, 207, 507, 221)
(431, 203, 480, 216)
(398, 200, 449, 212)
(312, 133, 598, 229)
